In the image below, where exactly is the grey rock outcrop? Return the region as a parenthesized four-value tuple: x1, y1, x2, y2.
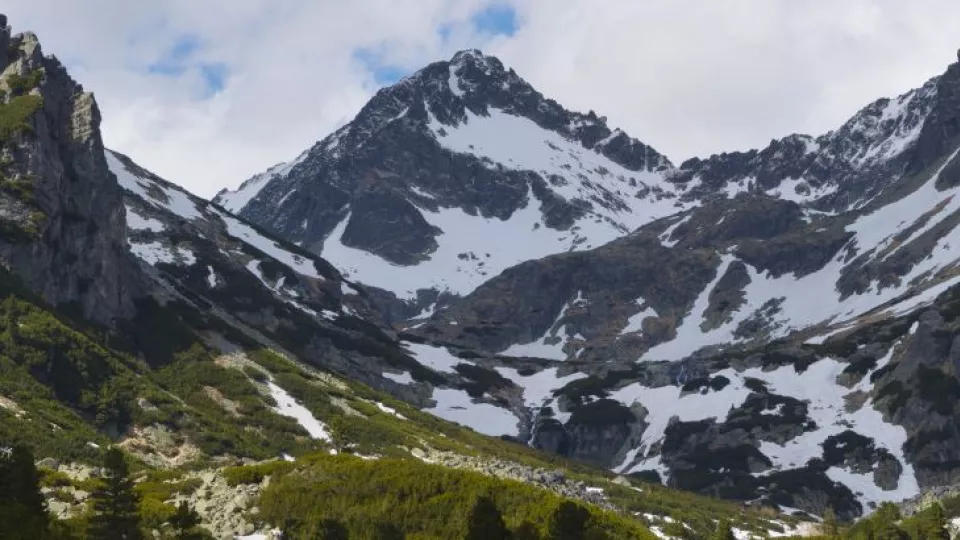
(0, 20, 139, 324)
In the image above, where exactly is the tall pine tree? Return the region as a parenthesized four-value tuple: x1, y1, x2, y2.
(709, 519, 736, 540)
(86, 448, 142, 540)
(547, 501, 591, 540)
(0, 444, 50, 540)
(464, 496, 509, 540)
(168, 501, 203, 539)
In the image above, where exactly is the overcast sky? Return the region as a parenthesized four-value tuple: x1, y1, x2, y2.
(7, 1, 960, 197)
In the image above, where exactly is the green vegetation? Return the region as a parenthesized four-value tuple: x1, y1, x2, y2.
(86, 448, 142, 540)
(823, 501, 949, 540)
(0, 444, 51, 539)
(6, 70, 43, 96)
(465, 496, 510, 540)
(258, 453, 655, 540)
(0, 93, 42, 142)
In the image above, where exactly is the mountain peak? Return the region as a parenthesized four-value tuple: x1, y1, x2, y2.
(449, 48, 489, 64)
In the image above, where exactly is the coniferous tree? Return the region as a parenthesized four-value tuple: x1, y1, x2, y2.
(547, 501, 591, 540)
(315, 518, 348, 540)
(0, 444, 50, 540)
(917, 503, 949, 540)
(512, 521, 541, 540)
(821, 507, 839, 538)
(168, 501, 202, 539)
(465, 496, 509, 540)
(709, 519, 736, 540)
(86, 448, 142, 540)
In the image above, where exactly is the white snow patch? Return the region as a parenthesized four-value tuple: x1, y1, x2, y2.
(218, 149, 310, 213)
(129, 241, 196, 266)
(376, 402, 406, 420)
(499, 291, 584, 360)
(621, 298, 659, 334)
(404, 342, 462, 374)
(266, 381, 331, 441)
(125, 205, 165, 232)
(495, 366, 588, 425)
(217, 211, 323, 279)
(427, 387, 518, 437)
(382, 371, 415, 385)
(206, 266, 218, 288)
(642, 255, 735, 361)
(659, 215, 691, 248)
(765, 177, 838, 204)
(107, 151, 203, 221)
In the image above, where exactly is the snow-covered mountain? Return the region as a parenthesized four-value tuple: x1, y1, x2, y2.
(210, 48, 960, 518)
(215, 50, 686, 314)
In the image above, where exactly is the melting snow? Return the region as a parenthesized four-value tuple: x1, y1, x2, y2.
(427, 387, 518, 437)
(107, 151, 202, 221)
(206, 266, 218, 288)
(266, 381, 331, 441)
(643, 255, 735, 361)
(658, 215, 691, 248)
(376, 402, 407, 420)
(218, 150, 310, 213)
(217, 211, 323, 279)
(609, 355, 918, 508)
(500, 291, 585, 360)
(382, 371, 415, 385)
(129, 242, 196, 266)
(403, 342, 462, 374)
(125, 205, 165, 232)
(621, 297, 659, 334)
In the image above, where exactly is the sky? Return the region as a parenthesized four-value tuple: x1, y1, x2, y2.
(6, 1, 960, 198)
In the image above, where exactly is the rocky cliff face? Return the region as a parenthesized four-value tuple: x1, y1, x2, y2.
(0, 16, 139, 325)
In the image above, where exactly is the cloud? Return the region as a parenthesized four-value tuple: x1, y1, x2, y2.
(5, 1, 960, 198)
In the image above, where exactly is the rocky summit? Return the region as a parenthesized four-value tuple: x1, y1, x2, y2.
(8, 9, 960, 539)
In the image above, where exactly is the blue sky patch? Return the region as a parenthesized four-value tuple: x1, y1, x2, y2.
(147, 34, 200, 76)
(148, 35, 227, 97)
(472, 4, 518, 36)
(353, 47, 408, 86)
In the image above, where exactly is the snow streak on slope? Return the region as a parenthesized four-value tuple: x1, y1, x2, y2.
(495, 367, 588, 415)
(217, 149, 310, 213)
(427, 387, 519, 437)
(216, 210, 323, 280)
(125, 205, 166, 232)
(107, 151, 202, 221)
(129, 242, 197, 266)
(267, 381, 332, 441)
(499, 291, 588, 360)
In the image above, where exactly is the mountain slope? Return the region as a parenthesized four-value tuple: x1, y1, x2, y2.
(213, 44, 960, 519)
(0, 16, 810, 538)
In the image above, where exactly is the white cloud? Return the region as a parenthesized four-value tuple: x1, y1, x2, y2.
(6, 1, 960, 198)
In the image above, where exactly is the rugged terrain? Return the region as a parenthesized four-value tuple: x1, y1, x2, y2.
(9, 7, 960, 534)
(0, 14, 810, 539)
(215, 34, 960, 520)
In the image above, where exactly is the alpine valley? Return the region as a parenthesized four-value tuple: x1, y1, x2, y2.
(5, 10, 960, 539)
